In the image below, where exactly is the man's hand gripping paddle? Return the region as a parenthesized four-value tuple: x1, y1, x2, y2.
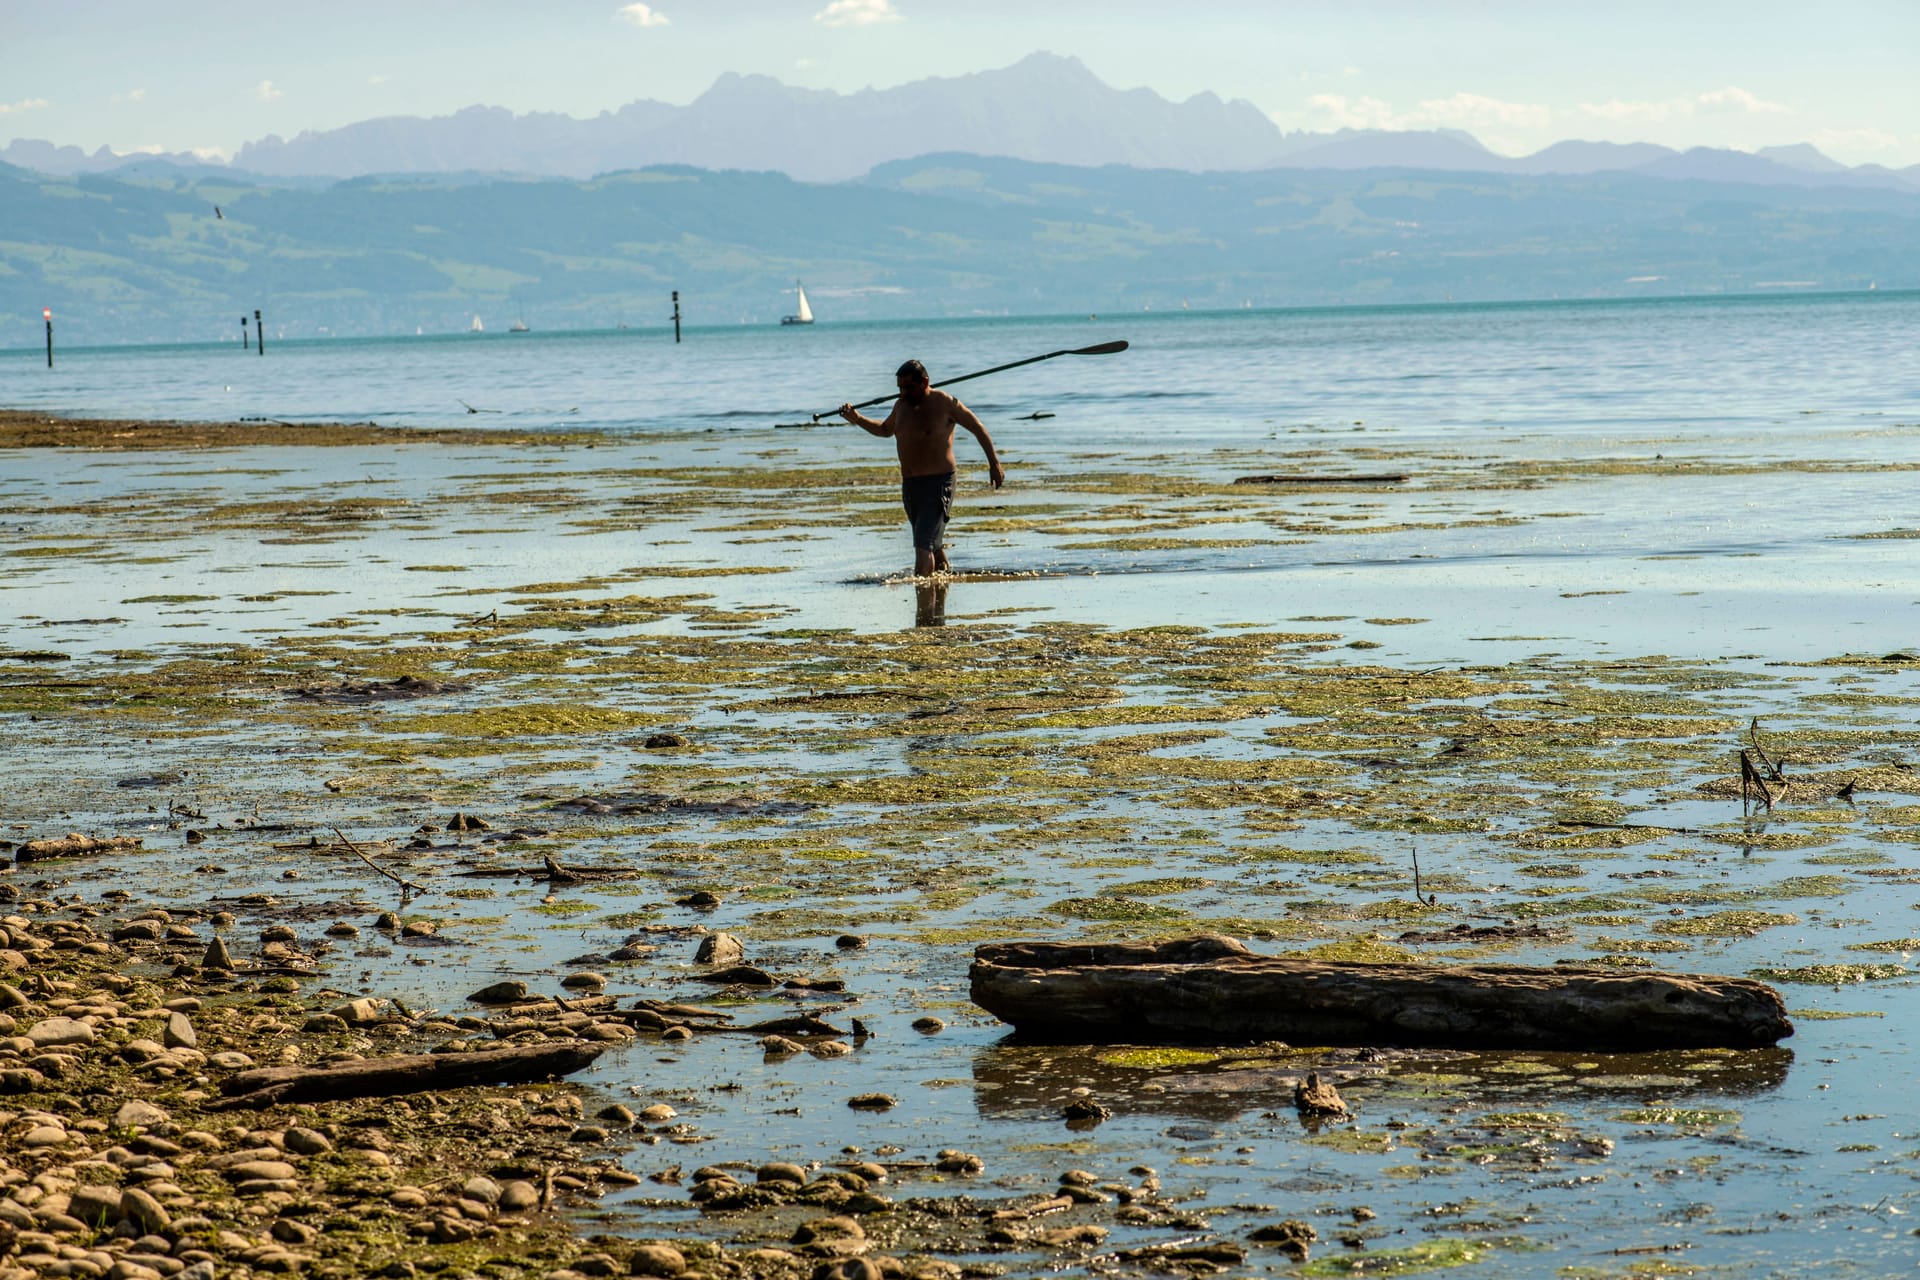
(810, 339, 1129, 424)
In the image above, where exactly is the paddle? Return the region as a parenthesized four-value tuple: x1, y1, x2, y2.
(809, 339, 1129, 423)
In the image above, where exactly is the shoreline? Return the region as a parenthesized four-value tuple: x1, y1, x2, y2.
(0, 410, 601, 451)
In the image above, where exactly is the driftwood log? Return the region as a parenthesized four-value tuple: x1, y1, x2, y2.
(16, 833, 143, 863)
(214, 1041, 605, 1109)
(971, 934, 1792, 1051)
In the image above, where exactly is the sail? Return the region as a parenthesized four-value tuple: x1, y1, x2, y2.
(470, 315, 484, 333)
(794, 284, 813, 324)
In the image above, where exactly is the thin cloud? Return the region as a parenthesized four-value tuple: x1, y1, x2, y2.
(1292, 91, 1549, 148)
(814, 0, 901, 27)
(1696, 86, 1787, 115)
(368, 74, 390, 86)
(615, 3, 670, 27)
(1579, 86, 1789, 124)
(256, 80, 283, 102)
(0, 98, 50, 116)
(111, 88, 147, 105)
(1810, 127, 1900, 156)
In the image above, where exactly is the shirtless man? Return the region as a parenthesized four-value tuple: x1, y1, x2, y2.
(839, 359, 1005, 577)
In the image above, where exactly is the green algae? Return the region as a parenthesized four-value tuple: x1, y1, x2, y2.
(1750, 963, 1905, 984)
(1095, 1047, 1222, 1069)
(1653, 910, 1798, 937)
(1615, 1107, 1740, 1127)
(1300, 1237, 1493, 1276)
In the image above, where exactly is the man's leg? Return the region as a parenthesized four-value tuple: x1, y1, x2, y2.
(932, 546, 951, 574)
(914, 546, 936, 577)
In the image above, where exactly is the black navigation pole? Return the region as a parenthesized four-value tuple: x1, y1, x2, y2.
(672, 291, 681, 344)
(43, 308, 52, 369)
(255, 309, 264, 355)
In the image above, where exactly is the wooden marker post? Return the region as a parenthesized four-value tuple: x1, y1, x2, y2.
(672, 291, 681, 344)
(255, 309, 264, 355)
(43, 308, 52, 368)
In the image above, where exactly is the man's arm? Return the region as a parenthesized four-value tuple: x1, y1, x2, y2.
(837, 402, 896, 437)
(949, 398, 1005, 489)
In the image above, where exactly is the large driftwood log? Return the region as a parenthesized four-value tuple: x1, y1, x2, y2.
(214, 1041, 605, 1109)
(971, 934, 1792, 1051)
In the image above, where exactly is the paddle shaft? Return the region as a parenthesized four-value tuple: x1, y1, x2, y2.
(814, 340, 1128, 422)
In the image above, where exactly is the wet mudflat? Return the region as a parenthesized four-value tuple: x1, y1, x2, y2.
(6, 405, 1920, 1280)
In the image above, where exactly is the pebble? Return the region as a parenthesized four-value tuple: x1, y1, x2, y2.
(499, 1181, 540, 1213)
(909, 1017, 945, 1033)
(660, 1026, 692, 1042)
(200, 937, 234, 971)
(469, 980, 530, 1004)
(833, 935, 868, 950)
(811, 1260, 883, 1280)
(810, 1040, 853, 1058)
(325, 923, 360, 938)
(627, 1243, 687, 1276)
(846, 1094, 895, 1111)
(282, 1127, 333, 1155)
(400, 921, 436, 938)
(462, 1176, 502, 1205)
(757, 1162, 808, 1186)
(598, 1104, 638, 1126)
(560, 972, 605, 990)
(119, 1187, 169, 1235)
(260, 925, 297, 943)
(374, 911, 401, 931)
(636, 1104, 676, 1123)
(26, 1016, 95, 1049)
(114, 1100, 170, 1130)
(163, 1011, 197, 1049)
(694, 932, 745, 966)
(643, 732, 690, 749)
(791, 1216, 866, 1249)
(760, 1035, 805, 1056)
(675, 891, 722, 909)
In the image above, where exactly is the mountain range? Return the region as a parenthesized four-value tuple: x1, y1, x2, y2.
(6, 53, 1918, 193)
(4, 146, 1915, 347)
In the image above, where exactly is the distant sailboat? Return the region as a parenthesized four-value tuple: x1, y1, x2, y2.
(782, 281, 815, 326)
(470, 314, 484, 333)
(509, 316, 529, 333)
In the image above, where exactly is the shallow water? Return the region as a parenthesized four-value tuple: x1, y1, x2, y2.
(8, 293, 1920, 1276)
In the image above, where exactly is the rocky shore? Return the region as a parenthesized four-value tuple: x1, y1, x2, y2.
(1, 884, 1274, 1280)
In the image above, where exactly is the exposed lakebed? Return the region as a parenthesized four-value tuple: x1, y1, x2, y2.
(7, 361, 1920, 1277)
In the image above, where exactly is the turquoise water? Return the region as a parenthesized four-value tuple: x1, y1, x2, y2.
(5, 290, 1916, 446)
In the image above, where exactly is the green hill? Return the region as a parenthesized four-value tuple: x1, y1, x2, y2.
(3, 155, 1917, 346)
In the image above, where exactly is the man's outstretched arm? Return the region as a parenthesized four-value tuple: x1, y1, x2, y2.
(951, 400, 1005, 489)
(838, 403, 896, 437)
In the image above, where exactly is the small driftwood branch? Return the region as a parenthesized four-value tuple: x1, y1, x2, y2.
(331, 825, 425, 895)
(213, 1041, 605, 1109)
(1748, 718, 1786, 781)
(1233, 473, 1408, 485)
(16, 833, 144, 862)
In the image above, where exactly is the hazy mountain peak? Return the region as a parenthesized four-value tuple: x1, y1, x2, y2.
(1757, 142, 1845, 173)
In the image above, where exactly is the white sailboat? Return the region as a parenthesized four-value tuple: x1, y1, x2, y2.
(781, 281, 815, 326)
(469, 314, 484, 333)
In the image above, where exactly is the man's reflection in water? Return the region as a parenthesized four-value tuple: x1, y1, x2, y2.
(915, 579, 948, 627)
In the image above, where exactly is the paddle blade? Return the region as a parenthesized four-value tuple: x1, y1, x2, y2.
(1068, 340, 1129, 356)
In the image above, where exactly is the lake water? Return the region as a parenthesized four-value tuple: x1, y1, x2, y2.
(8, 291, 1920, 1277)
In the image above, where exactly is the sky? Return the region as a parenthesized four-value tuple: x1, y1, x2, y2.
(3, 0, 1916, 167)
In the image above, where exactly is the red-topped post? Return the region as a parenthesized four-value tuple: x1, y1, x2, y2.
(43, 308, 52, 368)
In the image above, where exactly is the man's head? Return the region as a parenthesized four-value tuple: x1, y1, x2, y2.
(896, 359, 930, 405)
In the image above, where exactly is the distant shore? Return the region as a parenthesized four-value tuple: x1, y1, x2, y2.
(0, 409, 597, 450)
